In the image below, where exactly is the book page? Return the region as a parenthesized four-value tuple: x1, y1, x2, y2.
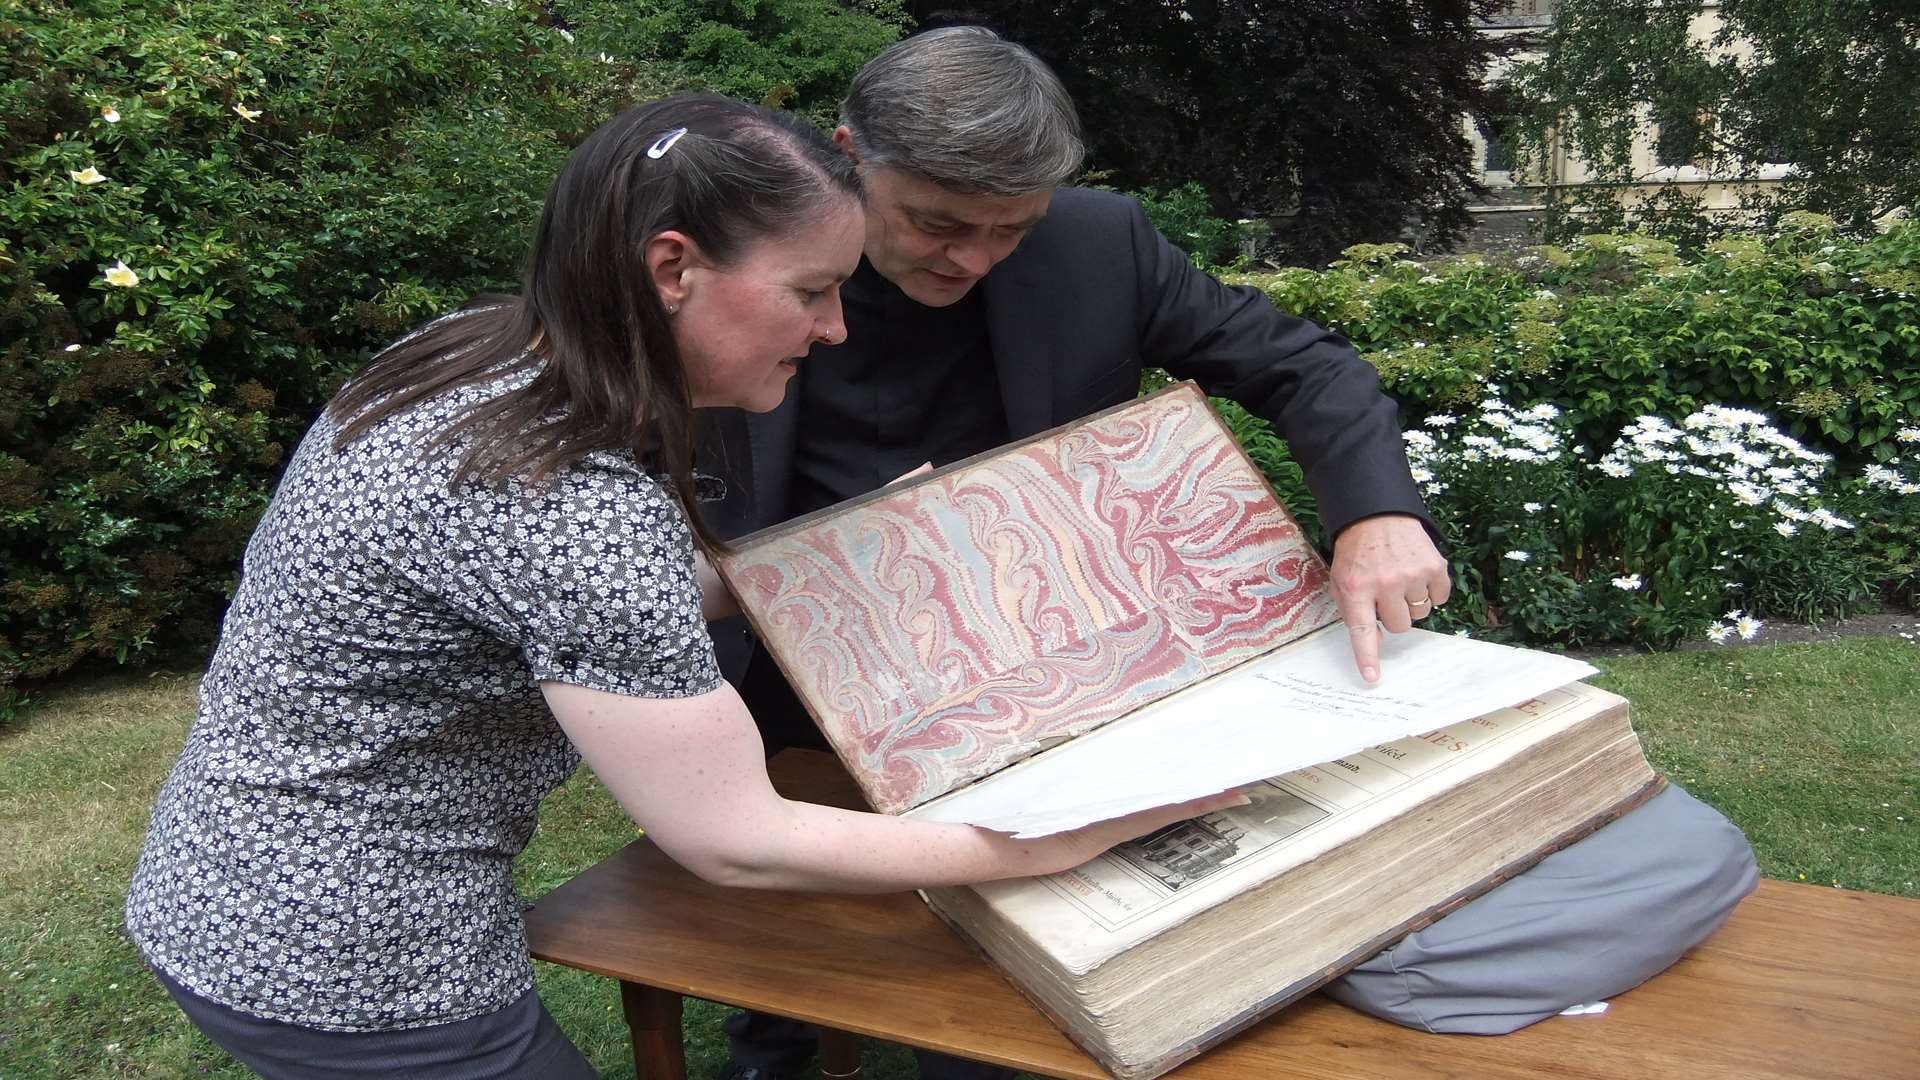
(947, 683, 1619, 970)
(904, 626, 1596, 836)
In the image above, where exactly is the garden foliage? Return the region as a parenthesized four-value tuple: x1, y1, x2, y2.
(1406, 402, 1895, 646)
(1234, 215, 1920, 461)
(1214, 215, 1920, 647)
(0, 0, 900, 715)
(5, 2, 1917, 712)
(1127, 181, 1269, 272)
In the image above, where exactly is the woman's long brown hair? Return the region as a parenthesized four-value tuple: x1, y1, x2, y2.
(325, 94, 858, 552)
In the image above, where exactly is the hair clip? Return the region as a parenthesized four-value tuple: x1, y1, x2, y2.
(646, 127, 689, 159)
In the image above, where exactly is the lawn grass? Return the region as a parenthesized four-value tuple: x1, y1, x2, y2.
(1, 637, 1913, 1079)
(1586, 640, 1918, 895)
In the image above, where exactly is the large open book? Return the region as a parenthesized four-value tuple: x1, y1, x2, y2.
(716, 383, 1662, 1079)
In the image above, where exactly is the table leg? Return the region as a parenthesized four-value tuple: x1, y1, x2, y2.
(819, 1027, 863, 1078)
(619, 980, 687, 1080)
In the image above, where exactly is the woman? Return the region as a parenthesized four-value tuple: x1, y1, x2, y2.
(126, 95, 1238, 1078)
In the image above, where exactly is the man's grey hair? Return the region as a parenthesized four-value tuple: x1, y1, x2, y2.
(840, 27, 1085, 196)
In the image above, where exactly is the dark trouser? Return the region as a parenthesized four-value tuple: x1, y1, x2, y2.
(153, 964, 598, 1079)
(726, 649, 1016, 1080)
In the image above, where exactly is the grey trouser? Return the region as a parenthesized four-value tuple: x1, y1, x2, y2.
(1323, 782, 1760, 1033)
(153, 965, 599, 1079)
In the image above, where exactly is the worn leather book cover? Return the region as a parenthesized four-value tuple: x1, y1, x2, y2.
(717, 382, 1338, 814)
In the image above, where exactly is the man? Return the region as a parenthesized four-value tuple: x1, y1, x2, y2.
(704, 27, 1756, 1080)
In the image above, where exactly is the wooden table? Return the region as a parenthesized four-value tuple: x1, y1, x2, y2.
(526, 750, 1920, 1080)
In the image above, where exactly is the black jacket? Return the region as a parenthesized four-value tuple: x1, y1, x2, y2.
(700, 187, 1429, 681)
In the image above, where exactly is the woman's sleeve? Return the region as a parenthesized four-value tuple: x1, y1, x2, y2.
(414, 454, 723, 699)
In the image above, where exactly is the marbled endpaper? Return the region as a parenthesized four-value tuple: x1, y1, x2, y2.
(720, 385, 1339, 813)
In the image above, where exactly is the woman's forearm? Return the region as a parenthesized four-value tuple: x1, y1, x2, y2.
(545, 679, 1243, 893)
(661, 797, 1081, 892)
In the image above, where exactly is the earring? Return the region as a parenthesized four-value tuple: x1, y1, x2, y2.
(666, 304, 679, 315)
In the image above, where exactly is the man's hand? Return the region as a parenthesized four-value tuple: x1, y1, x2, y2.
(1328, 513, 1450, 684)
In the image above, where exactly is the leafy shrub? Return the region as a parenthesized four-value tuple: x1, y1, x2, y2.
(1401, 402, 1599, 644)
(1143, 210, 1917, 649)
(0, 0, 898, 716)
(1229, 214, 1920, 464)
(1127, 181, 1268, 270)
(1845, 427, 1920, 606)
(1589, 407, 1874, 630)
(1406, 399, 1874, 648)
(553, 0, 906, 129)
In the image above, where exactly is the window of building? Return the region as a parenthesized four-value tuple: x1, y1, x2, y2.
(1656, 109, 1714, 169)
(1477, 115, 1515, 172)
(1484, 0, 1554, 28)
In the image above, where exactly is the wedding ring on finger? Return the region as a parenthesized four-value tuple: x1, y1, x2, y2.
(1408, 594, 1434, 612)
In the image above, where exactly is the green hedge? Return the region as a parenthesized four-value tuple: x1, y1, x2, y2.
(1209, 217, 1920, 647)
(1229, 214, 1920, 465)
(0, 0, 900, 716)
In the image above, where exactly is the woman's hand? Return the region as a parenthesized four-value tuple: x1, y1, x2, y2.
(545, 679, 1253, 892)
(1039, 789, 1253, 873)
